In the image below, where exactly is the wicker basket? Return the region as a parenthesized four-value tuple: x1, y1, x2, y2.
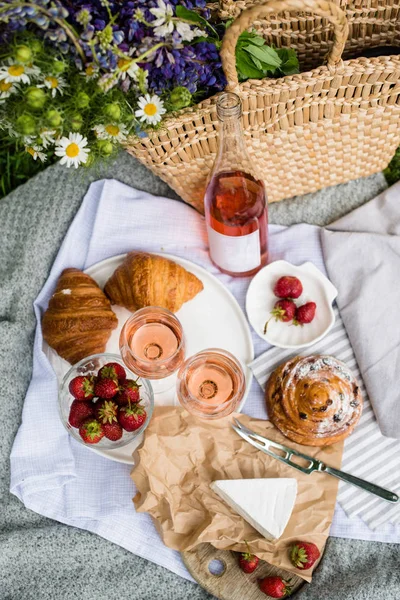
(210, 0, 400, 71)
(125, 0, 400, 212)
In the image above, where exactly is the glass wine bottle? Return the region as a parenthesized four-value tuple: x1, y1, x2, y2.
(204, 92, 268, 277)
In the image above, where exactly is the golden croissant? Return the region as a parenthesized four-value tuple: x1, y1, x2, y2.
(104, 252, 204, 312)
(42, 268, 118, 364)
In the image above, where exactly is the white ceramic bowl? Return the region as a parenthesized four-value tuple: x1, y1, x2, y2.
(246, 260, 337, 349)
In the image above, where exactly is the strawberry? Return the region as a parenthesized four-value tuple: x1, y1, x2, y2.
(116, 379, 141, 405)
(103, 422, 123, 441)
(98, 362, 126, 382)
(94, 377, 119, 399)
(259, 577, 292, 598)
(264, 299, 296, 333)
(274, 276, 303, 299)
(294, 302, 317, 325)
(95, 399, 119, 424)
(79, 418, 105, 444)
(238, 542, 259, 573)
(68, 400, 95, 428)
(68, 375, 96, 401)
(290, 541, 320, 570)
(118, 403, 147, 432)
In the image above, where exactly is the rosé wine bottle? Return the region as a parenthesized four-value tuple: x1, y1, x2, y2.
(205, 92, 268, 277)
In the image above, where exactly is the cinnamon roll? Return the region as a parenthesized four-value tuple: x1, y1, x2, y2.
(266, 355, 363, 446)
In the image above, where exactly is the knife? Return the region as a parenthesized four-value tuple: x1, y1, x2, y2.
(232, 418, 399, 504)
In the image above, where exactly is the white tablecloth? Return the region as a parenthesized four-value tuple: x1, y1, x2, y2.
(10, 180, 399, 583)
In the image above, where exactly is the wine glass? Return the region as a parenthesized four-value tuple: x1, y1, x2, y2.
(176, 348, 245, 419)
(119, 307, 185, 395)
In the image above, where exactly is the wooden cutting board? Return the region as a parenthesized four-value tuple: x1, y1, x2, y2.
(182, 543, 305, 599)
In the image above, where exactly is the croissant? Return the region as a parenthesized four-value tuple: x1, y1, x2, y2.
(104, 252, 204, 313)
(266, 355, 363, 446)
(42, 268, 118, 364)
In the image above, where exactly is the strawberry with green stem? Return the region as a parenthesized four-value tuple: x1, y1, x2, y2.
(264, 299, 296, 333)
(95, 399, 119, 424)
(238, 541, 259, 573)
(98, 362, 126, 382)
(69, 375, 96, 401)
(116, 378, 141, 405)
(79, 419, 105, 444)
(259, 576, 292, 598)
(118, 402, 147, 432)
(290, 541, 320, 570)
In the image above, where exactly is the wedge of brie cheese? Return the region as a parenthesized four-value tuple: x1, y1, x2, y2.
(210, 478, 297, 541)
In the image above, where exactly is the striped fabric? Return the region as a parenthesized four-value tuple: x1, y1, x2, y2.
(249, 308, 400, 530)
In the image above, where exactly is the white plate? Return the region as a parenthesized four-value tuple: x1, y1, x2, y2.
(246, 260, 337, 349)
(46, 253, 254, 464)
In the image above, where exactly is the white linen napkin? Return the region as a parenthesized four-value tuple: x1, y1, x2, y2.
(320, 183, 400, 439)
(10, 180, 400, 585)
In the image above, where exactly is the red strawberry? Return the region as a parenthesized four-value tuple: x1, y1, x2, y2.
(294, 302, 317, 325)
(95, 399, 119, 424)
(274, 276, 303, 299)
(79, 418, 105, 444)
(259, 576, 292, 598)
(98, 362, 126, 382)
(68, 375, 96, 401)
(68, 400, 95, 428)
(264, 299, 296, 333)
(118, 403, 147, 432)
(290, 541, 320, 570)
(94, 377, 119, 399)
(103, 422, 123, 441)
(116, 379, 141, 405)
(238, 542, 259, 573)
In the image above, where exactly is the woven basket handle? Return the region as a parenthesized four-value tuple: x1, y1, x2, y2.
(220, 0, 349, 90)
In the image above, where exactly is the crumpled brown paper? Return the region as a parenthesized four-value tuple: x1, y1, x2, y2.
(132, 406, 343, 582)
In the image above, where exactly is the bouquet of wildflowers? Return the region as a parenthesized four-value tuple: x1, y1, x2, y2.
(0, 0, 226, 169)
(0, 0, 298, 176)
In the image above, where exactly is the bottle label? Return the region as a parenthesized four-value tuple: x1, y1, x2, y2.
(207, 224, 261, 273)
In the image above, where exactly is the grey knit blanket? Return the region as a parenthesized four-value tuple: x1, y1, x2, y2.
(1, 150, 398, 600)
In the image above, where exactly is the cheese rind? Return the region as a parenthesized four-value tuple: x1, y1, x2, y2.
(210, 478, 297, 541)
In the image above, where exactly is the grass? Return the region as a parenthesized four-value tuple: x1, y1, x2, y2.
(0, 138, 56, 199)
(383, 147, 400, 186)
(1, 141, 400, 200)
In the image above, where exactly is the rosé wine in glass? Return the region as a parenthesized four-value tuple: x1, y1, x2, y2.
(177, 348, 245, 419)
(119, 307, 185, 382)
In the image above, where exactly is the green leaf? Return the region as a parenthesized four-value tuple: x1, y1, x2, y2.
(236, 48, 264, 81)
(243, 44, 282, 68)
(175, 6, 218, 38)
(238, 30, 265, 46)
(277, 47, 300, 75)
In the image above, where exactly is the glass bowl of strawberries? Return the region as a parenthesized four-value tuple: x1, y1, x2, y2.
(58, 353, 154, 449)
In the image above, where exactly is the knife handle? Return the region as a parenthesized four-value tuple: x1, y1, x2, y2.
(322, 465, 399, 503)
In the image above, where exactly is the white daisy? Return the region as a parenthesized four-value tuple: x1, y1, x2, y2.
(54, 132, 90, 168)
(135, 94, 166, 125)
(0, 80, 18, 100)
(39, 129, 57, 148)
(175, 22, 204, 42)
(0, 59, 40, 84)
(83, 63, 98, 80)
(25, 145, 47, 162)
(93, 123, 128, 143)
(117, 56, 139, 81)
(150, 0, 174, 37)
(41, 75, 66, 97)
